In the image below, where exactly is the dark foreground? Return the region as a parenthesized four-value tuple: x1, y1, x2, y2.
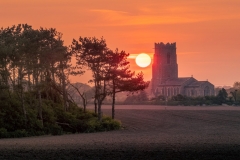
(1, 105, 240, 160)
(1, 144, 240, 160)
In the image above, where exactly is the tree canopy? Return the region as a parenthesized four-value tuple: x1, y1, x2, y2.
(71, 37, 149, 120)
(0, 24, 149, 138)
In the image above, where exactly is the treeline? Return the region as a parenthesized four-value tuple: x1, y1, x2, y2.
(123, 85, 240, 106)
(0, 24, 148, 137)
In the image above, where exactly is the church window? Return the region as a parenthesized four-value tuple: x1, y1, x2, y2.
(155, 88, 159, 94)
(204, 86, 210, 96)
(167, 53, 170, 64)
(191, 89, 194, 96)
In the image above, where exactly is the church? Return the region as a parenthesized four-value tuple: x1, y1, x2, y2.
(151, 42, 215, 98)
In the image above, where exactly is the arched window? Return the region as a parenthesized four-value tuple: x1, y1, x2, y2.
(167, 53, 170, 64)
(191, 89, 195, 96)
(204, 86, 210, 96)
(155, 88, 159, 94)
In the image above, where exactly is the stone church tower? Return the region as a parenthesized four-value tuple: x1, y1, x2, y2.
(152, 42, 178, 90)
(151, 42, 215, 97)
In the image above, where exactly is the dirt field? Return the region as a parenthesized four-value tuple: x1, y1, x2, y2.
(1, 105, 240, 159)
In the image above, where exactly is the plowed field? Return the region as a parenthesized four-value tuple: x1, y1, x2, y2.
(1, 105, 240, 159)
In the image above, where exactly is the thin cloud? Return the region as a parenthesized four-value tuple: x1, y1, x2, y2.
(90, 8, 240, 26)
(90, 9, 128, 14)
(90, 9, 204, 25)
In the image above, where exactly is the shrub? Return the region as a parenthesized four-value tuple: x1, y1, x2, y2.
(0, 90, 122, 138)
(102, 117, 121, 131)
(50, 125, 63, 135)
(0, 128, 8, 138)
(11, 129, 28, 138)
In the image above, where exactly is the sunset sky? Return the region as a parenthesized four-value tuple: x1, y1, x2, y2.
(1, 0, 240, 87)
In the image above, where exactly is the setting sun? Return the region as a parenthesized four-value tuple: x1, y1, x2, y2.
(135, 53, 151, 68)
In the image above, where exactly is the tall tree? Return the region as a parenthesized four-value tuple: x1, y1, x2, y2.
(71, 37, 150, 120)
(233, 82, 240, 89)
(217, 88, 228, 104)
(107, 49, 149, 119)
(71, 37, 110, 120)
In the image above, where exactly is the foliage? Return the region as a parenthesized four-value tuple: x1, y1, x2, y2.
(71, 37, 149, 120)
(71, 37, 111, 120)
(152, 93, 237, 106)
(217, 88, 228, 103)
(0, 24, 122, 139)
(233, 82, 240, 90)
(0, 91, 121, 138)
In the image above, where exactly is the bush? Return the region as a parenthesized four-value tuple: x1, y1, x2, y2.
(102, 117, 121, 131)
(85, 118, 101, 133)
(0, 128, 32, 138)
(11, 129, 28, 138)
(0, 128, 8, 138)
(0, 90, 122, 138)
(50, 125, 63, 135)
(83, 117, 121, 132)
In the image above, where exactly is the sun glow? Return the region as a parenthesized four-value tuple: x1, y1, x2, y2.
(135, 53, 151, 68)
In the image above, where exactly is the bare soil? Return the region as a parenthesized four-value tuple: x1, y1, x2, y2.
(1, 105, 240, 159)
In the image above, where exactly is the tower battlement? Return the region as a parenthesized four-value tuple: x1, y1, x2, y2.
(152, 42, 178, 89)
(154, 42, 176, 49)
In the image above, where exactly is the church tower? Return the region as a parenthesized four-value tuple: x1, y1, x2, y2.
(152, 42, 178, 91)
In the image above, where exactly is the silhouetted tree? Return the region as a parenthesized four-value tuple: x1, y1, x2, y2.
(71, 37, 110, 120)
(106, 49, 149, 119)
(217, 88, 228, 104)
(233, 82, 240, 90)
(71, 37, 149, 120)
(68, 83, 89, 112)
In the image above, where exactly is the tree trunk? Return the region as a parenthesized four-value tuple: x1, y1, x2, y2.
(112, 92, 116, 119)
(38, 90, 43, 127)
(83, 93, 87, 113)
(12, 67, 16, 90)
(51, 64, 55, 83)
(27, 73, 31, 91)
(94, 98, 97, 114)
(69, 83, 87, 112)
(97, 98, 102, 121)
(94, 81, 97, 114)
(35, 72, 43, 127)
(21, 90, 27, 126)
(62, 74, 67, 111)
(60, 60, 67, 111)
(19, 68, 27, 126)
(111, 80, 116, 119)
(97, 80, 107, 121)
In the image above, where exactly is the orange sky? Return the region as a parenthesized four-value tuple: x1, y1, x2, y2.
(1, 0, 240, 87)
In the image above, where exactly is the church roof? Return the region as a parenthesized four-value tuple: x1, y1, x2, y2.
(158, 77, 193, 86)
(158, 78, 214, 88)
(186, 81, 206, 87)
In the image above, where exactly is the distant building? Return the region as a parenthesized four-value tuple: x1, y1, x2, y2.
(152, 42, 214, 98)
